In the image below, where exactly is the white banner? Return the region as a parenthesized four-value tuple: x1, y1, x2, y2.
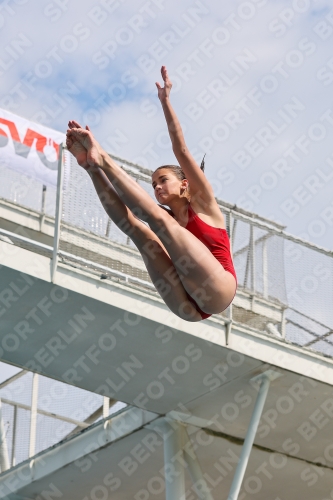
(0, 108, 68, 187)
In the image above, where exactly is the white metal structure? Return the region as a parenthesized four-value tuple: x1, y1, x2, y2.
(227, 371, 278, 500)
(0, 151, 332, 499)
(0, 400, 10, 472)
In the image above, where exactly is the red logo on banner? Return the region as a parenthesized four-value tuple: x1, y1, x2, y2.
(0, 118, 60, 171)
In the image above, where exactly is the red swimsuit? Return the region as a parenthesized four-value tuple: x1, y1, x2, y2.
(185, 204, 237, 320)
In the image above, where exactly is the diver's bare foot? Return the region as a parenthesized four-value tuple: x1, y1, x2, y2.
(66, 131, 89, 168)
(66, 121, 103, 170)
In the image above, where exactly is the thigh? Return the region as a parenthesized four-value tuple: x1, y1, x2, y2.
(130, 218, 203, 321)
(148, 214, 236, 314)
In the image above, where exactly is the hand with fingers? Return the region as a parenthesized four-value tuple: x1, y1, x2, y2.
(155, 65, 172, 102)
(66, 120, 103, 171)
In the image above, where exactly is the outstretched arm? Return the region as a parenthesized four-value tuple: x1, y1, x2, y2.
(156, 66, 214, 202)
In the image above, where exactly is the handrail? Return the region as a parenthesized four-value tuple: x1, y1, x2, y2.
(0, 228, 53, 252)
(1, 397, 90, 428)
(0, 229, 331, 336)
(0, 227, 155, 290)
(58, 250, 156, 289)
(0, 180, 332, 257)
(287, 306, 333, 330)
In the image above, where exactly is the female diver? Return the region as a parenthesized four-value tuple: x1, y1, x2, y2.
(66, 66, 237, 322)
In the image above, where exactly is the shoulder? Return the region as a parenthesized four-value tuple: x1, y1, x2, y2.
(189, 191, 221, 216)
(189, 197, 226, 228)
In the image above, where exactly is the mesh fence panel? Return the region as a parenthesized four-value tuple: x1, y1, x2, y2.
(283, 243, 333, 356)
(231, 213, 333, 354)
(0, 162, 56, 217)
(232, 219, 287, 304)
(61, 155, 138, 249)
(14, 407, 31, 465)
(59, 156, 147, 284)
(1, 402, 14, 464)
(34, 413, 75, 455)
(284, 242, 333, 326)
(0, 370, 126, 468)
(61, 156, 108, 236)
(1, 371, 33, 405)
(232, 218, 250, 289)
(285, 309, 329, 346)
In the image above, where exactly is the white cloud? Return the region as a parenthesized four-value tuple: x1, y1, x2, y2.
(1, 0, 333, 248)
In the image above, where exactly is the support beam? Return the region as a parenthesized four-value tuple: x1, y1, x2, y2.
(40, 184, 47, 231)
(0, 399, 10, 472)
(0, 408, 157, 498)
(280, 308, 287, 339)
(149, 417, 216, 499)
(0, 370, 27, 390)
(225, 212, 234, 346)
(163, 421, 185, 500)
(150, 419, 186, 500)
(262, 238, 268, 299)
(103, 397, 109, 419)
(29, 373, 39, 458)
(105, 218, 112, 238)
(225, 319, 232, 346)
(227, 371, 276, 500)
(52, 143, 65, 282)
(250, 224, 256, 293)
(2, 397, 90, 428)
(11, 405, 17, 467)
(183, 428, 214, 500)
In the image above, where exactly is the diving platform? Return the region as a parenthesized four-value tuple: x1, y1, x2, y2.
(0, 153, 332, 499)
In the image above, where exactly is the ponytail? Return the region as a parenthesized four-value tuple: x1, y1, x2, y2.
(200, 154, 206, 172)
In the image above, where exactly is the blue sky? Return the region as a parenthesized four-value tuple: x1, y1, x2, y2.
(1, 0, 333, 248)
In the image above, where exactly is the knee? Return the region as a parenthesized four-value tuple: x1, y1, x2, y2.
(174, 309, 202, 322)
(177, 299, 202, 322)
(181, 312, 202, 322)
(191, 287, 212, 309)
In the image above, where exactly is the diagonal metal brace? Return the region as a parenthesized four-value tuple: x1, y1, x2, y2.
(182, 427, 214, 500)
(227, 370, 281, 500)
